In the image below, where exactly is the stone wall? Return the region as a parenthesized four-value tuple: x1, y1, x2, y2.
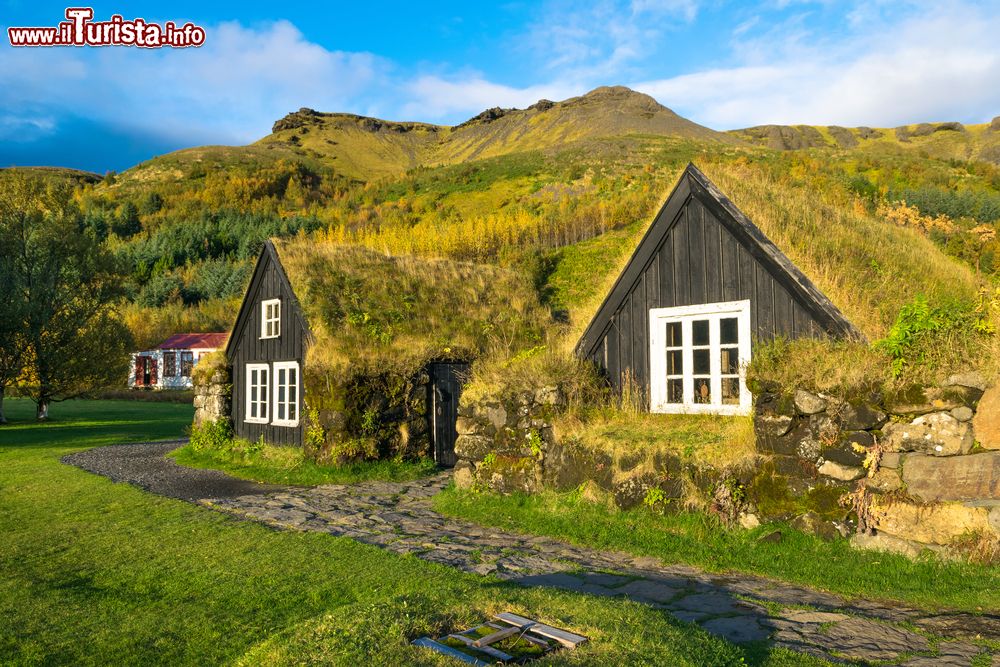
(455, 370, 1000, 560)
(453, 386, 736, 513)
(305, 370, 430, 464)
(754, 373, 1000, 559)
(192, 366, 231, 427)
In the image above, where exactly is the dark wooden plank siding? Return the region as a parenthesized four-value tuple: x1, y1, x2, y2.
(605, 323, 620, 392)
(687, 200, 706, 305)
(618, 294, 633, 390)
(657, 239, 674, 307)
(632, 276, 648, 392)
(704, 204, 723, 305)
(585, 189, 843, 400)
(738, 243, 757, 334)
(672, 207, 690, 305)
(720, 224, 740, 302)
(229, 251, 306, 446)
(773, 283, 795, 338)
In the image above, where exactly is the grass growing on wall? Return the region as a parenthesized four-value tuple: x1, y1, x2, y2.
(554, 412, 758, 474)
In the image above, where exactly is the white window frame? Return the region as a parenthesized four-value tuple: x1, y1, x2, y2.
(649, 300, 752, 416)
(245, 363, 270, 424)
(261, 298, 281, 339)
(271, 361, 300, 427)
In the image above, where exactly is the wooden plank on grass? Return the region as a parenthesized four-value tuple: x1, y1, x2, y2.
(412, 637, 490, 666)
(485, 622, 549, 648)
(494, 613, 588, 648)
(473, 624, 525, 647)
(448, 633, 513, 661)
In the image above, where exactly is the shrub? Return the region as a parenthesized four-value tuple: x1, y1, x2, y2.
(189, 419, 233, 452)
(875, 295, 991, 377)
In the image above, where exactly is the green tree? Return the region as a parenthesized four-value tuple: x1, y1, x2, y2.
(1, 174, 133, 420)
(112, 200, 141, 238)
(0, 203, 28, 423)
(139, 191, 163, 215)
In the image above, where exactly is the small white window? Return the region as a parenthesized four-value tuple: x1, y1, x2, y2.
(261, 299, 281, 339)
(271, 361, 299, 426)
(245, 363, 269, 423)
(649, 300, 752, 415)
(271, 361, 300, 427)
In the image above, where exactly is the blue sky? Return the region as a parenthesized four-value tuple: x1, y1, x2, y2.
(2, 0, 1000, 172)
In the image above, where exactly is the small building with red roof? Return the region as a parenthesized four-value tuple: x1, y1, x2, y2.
(130, 332, 228, 390)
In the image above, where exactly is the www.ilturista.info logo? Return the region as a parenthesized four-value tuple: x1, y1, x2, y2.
(7, 8, 206, 48)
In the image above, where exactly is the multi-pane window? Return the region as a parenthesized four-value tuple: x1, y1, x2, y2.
(180, 351, 194, 377)
(245, 363, 269, 423)
(162, 352, 177, 377)
(649, 300, 752, 415)
(664, 321, 683, 404)
(271, 361, 299, 427)
(261, 299, 281, 339)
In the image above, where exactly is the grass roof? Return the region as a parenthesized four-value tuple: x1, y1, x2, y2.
(272, 239, 551, 376)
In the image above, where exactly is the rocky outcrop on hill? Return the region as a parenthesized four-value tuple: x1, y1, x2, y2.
(272, 107, 323, 133)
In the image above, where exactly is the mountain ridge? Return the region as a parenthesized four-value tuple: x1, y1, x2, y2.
(249, 86, 737, 179)
(112, 85, 1000, 188)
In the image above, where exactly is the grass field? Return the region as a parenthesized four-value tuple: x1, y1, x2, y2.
(0, 398, 825, 665)
(170, 442, 438, 486)
(433, 487, 1000, 614)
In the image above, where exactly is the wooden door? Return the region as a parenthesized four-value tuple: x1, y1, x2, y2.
(429, 363, 468, 467)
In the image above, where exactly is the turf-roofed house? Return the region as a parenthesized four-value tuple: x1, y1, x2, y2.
(218, 239, 548, 464)
(577, 164, 862, 415)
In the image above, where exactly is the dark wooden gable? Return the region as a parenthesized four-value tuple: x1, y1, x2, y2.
(576, 163, 860, 395)
(226, 241, 310, 445)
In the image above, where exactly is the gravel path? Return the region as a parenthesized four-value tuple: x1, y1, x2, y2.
(66, 442, 1000, 666)
(62, 440, 285, 501)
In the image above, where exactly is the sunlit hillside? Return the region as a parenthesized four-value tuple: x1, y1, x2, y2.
(3, 86, 998, 384)
(730, 117, 1000, 164)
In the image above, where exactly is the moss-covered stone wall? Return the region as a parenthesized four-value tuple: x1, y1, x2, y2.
(753, 373, 1000, 559)
(192, 364, 231, 428)
(303, 367, 431, 464)
(453, 386, 751, 515)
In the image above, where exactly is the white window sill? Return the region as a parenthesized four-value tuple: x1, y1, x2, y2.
(244, 417, 269, 424)
(259, 335, 280, 340)
(652, 403, 751, 416)
(271, 419, 299, 428)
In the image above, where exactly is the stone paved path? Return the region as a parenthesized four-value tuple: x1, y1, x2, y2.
(68, 443, 1000, 666)
(204, 474, 1000, 666)
(63, 440, 286, 501)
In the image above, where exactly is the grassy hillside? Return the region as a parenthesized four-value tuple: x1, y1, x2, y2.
(254, 86, 736, 180)
(8, 87, 999, 384)
(729, 117, 1000, 165)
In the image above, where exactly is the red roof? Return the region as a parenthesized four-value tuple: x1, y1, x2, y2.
(157, 333, 228, 350)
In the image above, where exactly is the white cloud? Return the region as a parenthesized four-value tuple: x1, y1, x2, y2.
(0, 114, 56, 141)
(519, 0, 699, 81)
(630, 0, 699, 22)
(0, 20, 387, 145)
(400, 75, 581, 121)
(3, 0, 1000, 164)
(632, 2, 1000, 128)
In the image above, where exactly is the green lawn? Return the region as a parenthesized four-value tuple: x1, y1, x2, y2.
(0, 398, 821, 665)
(433, 487, 1000, 614)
